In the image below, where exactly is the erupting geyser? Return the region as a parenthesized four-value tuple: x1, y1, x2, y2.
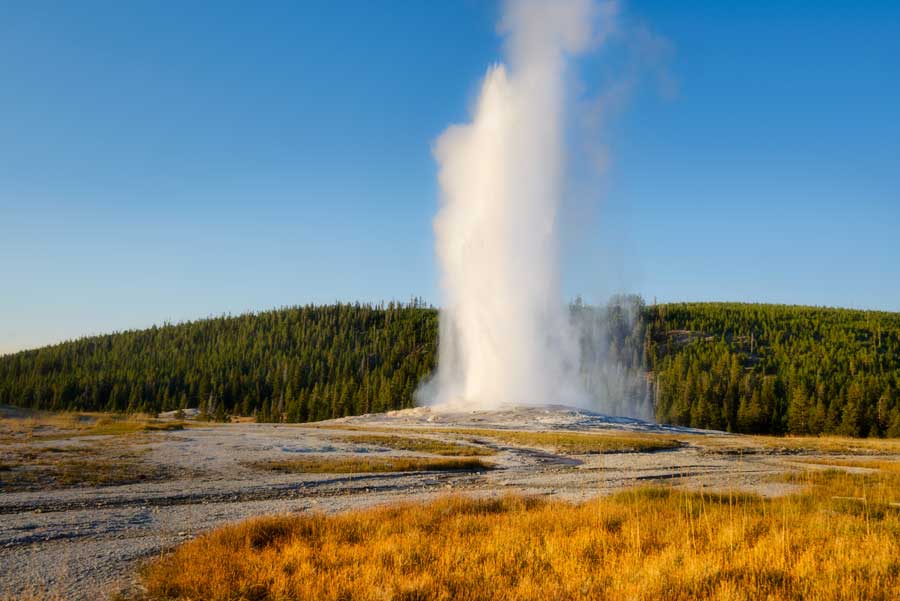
(421, 0, 605, 410)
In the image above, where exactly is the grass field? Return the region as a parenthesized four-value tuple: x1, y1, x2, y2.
(244, 456, 493, 474)
(0, 408, 185, 443)
(137, 463, 900, 601)
(316, 424, 682, 455)
(446, 428, 683, 454)
(691, 434, 900, 456)
(0, 408, 185, 491)
(333, 434, 496, 456)
(0, 442, 172, 492)
(4, 404, 900, 599)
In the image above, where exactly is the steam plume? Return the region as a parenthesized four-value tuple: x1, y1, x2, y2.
(421, 0, 606, 410)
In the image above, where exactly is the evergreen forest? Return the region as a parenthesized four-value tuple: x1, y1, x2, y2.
(2, 299, 899, 437)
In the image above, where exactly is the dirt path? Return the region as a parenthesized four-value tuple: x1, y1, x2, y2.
(0, 407, 884, 599)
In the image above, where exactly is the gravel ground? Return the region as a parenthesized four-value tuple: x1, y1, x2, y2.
(0, 406, 879, 599)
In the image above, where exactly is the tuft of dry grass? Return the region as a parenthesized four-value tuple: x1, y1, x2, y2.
(313, 424, 681, 454)
(333, 434, 495, 456)
(448, 428, 682, 454)
(691, 434, 900, 456)
(756, 436, 900, 454)
(0, 411, 94, 442)
(0, 408, 186, 443)
(1, 457, 167, 491)
(88, 418, 185, 436)
(781, 461, 900, 510)
(137, 466, 900, 601)
(244, 456, 493, 474)
(793, 458, 900, 474)
(0, 442, 173, 492)
(0, 410, 187, 491)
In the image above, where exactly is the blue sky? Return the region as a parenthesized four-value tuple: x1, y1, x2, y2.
(1, 1, 898, 354)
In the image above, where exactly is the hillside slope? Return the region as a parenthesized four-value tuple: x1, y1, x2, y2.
(1, 300, 898, 436)
(644, 302, 900, 437)
(0, 302, 437, 422)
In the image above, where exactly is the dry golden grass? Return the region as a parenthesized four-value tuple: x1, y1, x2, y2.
(689, 433, 900, 456)
(332, 434, 495, 456)
(0, 442, 173, 492)
(306, 423, 394, 431)
(449, 428, 682, 454)
(0, 408, 185, 443)
(793, 458, 900, 474)
(0, 411, 187, 491)
(244, 456, 493, 474)
(0, 457, 167, 491)
(782, 465, 900, 513)
(758, 436, 900, 454)
(138, 466, 900, 601)
(89, 417, 185, 436)
(311, 424, 680, 454)
(0, 411, 95, 442)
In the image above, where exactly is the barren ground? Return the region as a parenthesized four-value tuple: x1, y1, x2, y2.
(1, 405, 895, 600)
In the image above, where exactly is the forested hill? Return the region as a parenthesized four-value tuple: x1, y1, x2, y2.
(0, 302, 438, 422)
(645, 303, 900, 437)
(1, 300, 899, 437)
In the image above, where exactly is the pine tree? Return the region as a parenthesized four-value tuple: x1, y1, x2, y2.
(787, 383, 811, 435)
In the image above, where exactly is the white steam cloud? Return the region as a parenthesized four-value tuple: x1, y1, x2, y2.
(420, 0, 611, 410)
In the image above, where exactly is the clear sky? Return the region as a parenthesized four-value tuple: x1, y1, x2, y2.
(1, 1, 899, 355)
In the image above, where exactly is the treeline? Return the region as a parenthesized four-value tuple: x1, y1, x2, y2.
(645, 303, 900, 437)
(1, 299, 899, 437)
(0, 301, 437, 422)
